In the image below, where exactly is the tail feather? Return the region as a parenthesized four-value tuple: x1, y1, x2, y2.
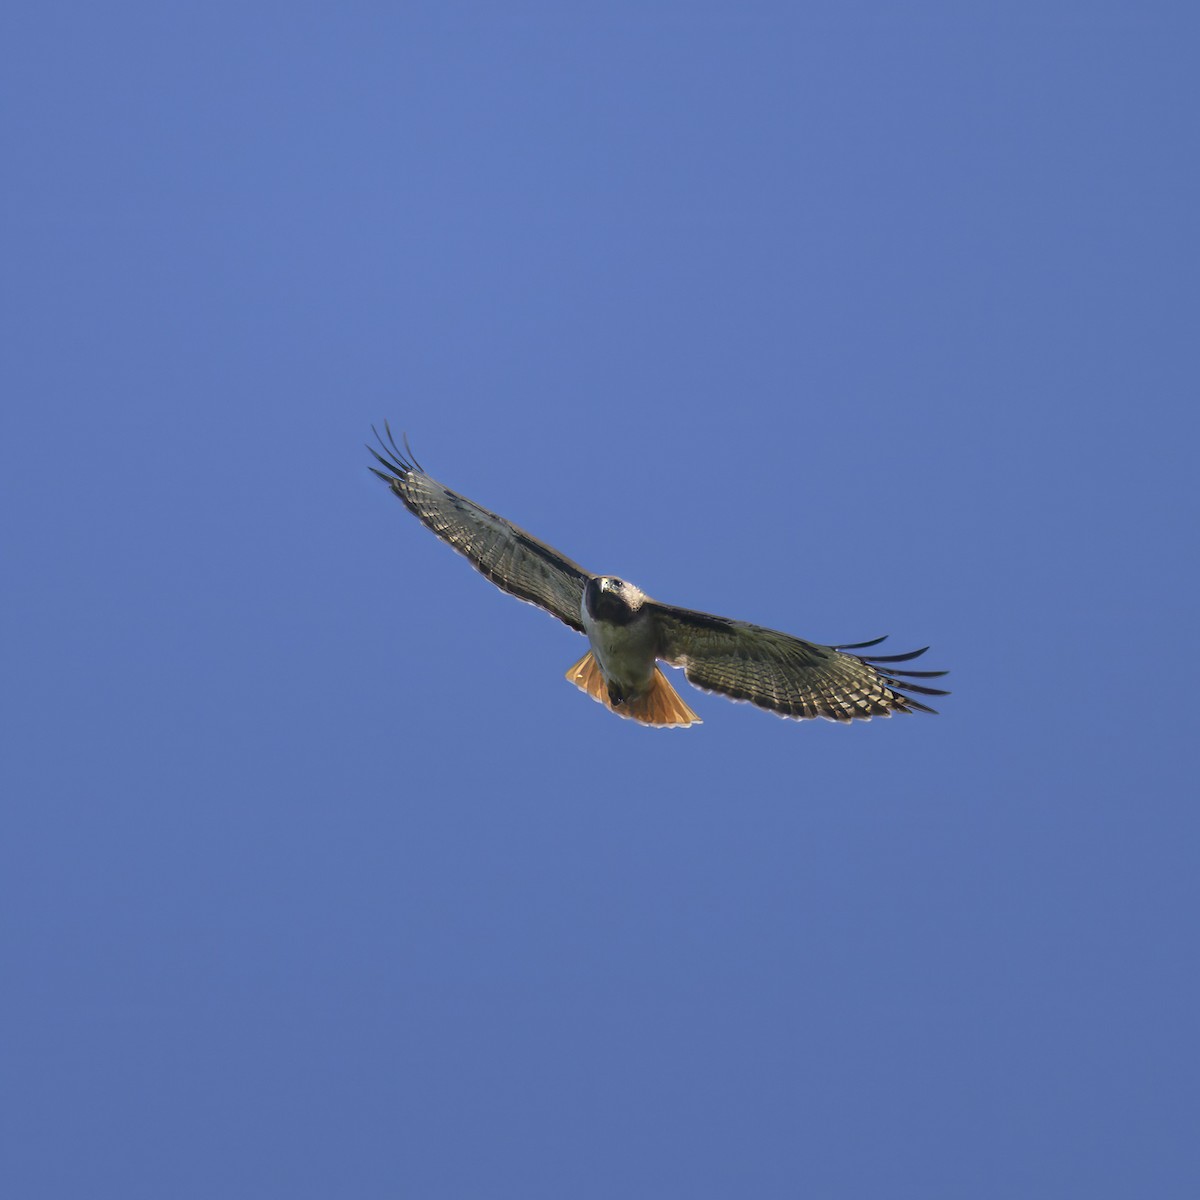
(565, 652, 701, 729)
(565, 649, 608, 703)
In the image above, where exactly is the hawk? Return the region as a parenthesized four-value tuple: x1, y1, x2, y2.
(368, 425, 948, 729)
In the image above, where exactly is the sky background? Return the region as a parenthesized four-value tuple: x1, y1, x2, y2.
(3, 2, 1197, 1196)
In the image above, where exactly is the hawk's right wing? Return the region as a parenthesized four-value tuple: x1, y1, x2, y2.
(369, 424, 592, 632)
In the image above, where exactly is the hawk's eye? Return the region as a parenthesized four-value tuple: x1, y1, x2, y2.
(609, 579, 622, 588)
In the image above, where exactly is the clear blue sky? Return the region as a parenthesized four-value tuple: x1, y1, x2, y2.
(3, 3, 1197, 1196)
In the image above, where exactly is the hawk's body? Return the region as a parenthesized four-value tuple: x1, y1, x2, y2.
(580, 577, 660, 705)
(369, 427, 948, 729)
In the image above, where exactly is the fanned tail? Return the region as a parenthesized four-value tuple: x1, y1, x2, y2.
(565, 652, 701, 729)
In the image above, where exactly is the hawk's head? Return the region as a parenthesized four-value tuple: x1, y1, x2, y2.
(585, 576, 646, 626)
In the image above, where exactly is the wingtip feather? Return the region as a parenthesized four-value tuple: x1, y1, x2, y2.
(370, 423, 422, 479)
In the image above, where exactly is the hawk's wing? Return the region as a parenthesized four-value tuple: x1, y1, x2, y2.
(368, 425, 591, 632)
(649, 603, 948, 722)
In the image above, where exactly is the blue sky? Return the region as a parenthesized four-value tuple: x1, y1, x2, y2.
(3, 3, 1197, 1196)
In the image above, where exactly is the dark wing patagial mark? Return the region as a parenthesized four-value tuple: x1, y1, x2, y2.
(649, 601, 949, 722)
(368, 423, 592, 632)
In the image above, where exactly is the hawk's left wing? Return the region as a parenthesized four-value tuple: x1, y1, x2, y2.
(649, 602, 948, 722)
(368, 425, 592, 632)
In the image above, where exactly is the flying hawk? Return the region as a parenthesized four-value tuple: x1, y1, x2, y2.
(368, 425, 948, 729)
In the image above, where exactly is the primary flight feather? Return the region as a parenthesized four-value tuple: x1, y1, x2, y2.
(368, 425, 948, 728)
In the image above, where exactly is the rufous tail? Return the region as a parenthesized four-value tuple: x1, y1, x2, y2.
(565, 651, 702, 728)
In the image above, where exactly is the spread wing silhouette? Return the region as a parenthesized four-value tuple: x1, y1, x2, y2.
(368, 424, 592, 632)
(370, 425, 948, 725)
(650, 603, 948, 722)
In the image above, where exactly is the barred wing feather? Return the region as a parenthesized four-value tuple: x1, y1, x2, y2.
(650, 604, 948, 722)
(368, 425, 591, 633)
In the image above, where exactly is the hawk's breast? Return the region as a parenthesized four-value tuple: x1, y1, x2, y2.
(581, 579, 659, 698)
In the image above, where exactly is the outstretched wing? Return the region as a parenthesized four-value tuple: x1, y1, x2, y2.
(650, 603, 949, 722)
(368, 424, 592, 632)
